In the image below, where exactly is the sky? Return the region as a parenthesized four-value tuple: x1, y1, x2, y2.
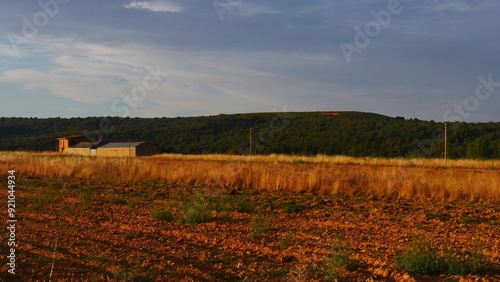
(0, 0, 499, 122)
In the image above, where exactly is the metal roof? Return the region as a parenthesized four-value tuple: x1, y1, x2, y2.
(99, 142, 145, 148)
(69, 142, 103, 149)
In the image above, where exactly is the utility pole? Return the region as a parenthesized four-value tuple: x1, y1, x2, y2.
(249, 128, 254, 188)
(444, 123, 447, 163)
(249, 128, 253, 158)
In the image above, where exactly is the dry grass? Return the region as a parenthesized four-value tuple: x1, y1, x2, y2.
(2, 151, 499, 203)
(152, 153, 500, 169)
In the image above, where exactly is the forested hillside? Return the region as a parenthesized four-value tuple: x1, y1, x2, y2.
(1, 112, 499, 159)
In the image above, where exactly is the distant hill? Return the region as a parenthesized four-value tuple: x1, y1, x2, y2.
(1, 111, 499, 159)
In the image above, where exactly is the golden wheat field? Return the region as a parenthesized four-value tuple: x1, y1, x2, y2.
(2, 151, 500, 203)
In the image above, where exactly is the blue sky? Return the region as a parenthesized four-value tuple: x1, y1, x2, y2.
(1, 0, 499, 122)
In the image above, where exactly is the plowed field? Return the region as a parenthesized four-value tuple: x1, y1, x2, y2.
(2, 174, 499, 281)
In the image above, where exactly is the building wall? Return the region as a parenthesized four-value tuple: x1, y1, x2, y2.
(96, 147, 136, 157)
(58, 136, 85, 151)
(136, 143, 161, 156)
(59, 140, 69, 152)
(57, 139, 160, 157)
(62, 148, 91, 156)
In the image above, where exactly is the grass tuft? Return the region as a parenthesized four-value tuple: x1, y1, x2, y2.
(395, 234, 442, 275)
(443, 240, 490, 275)
(324, 236, 356, 281)
(177, 195, 213, 225)
(459, 214, 483, 225)
(249, 213, 272, 237)
(111, 196, 128, 205)
(278, 233, 293, 250)
(396, 234, 492, 275)
(78, 189, 93, 209)
(233, 192, 257, 213)
(275, 201, 311, 213)
(151, 205, 174, 221)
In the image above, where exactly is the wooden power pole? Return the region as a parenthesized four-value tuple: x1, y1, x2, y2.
(249, 128, 253, 158)
(444, 123, 448, 163)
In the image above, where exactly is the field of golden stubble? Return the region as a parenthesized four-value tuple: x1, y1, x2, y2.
(0, 151, 499, 281)
(2, 151, 500, 202)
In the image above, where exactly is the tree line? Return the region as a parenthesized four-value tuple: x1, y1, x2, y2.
(1, 112, 499, 159)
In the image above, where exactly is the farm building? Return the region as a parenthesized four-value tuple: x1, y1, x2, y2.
(58, 135, 86, 151)
(96, 142, 160, 157)
(57, 136, 161, 157)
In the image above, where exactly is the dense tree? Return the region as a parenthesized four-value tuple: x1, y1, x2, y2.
(0, 112, 499, 159)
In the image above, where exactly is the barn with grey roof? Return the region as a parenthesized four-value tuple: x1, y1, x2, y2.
(58, 136, 161, 157)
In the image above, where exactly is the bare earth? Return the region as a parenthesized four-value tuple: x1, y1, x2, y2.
(2, 172, 499, 281)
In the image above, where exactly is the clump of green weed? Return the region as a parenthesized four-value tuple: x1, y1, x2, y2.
(396, 234, 491, 275)
(209, 190, 257, 213)
(152, 191, 261, 225)
(82, 254, 111, 263)
(111, 196, 127, 205)
(111, 260, 158, 280)
(30, 186, 59, 210)
(151, 193, 214, 225)
(459, 214, 482, 225)
(151, 204, 174, 221)
(210, 193, 232, 212)
(442, 240, 490, 275)
(278, 233, 293, 250)
(395, 234, 442, 275)
(424, 210, 452, 222)
(233, 192, 257, 213)
(180, 205, 212, 225)
(78, 190, 93, 209)
(275, 201, 311, 213)
(249, 213, 272, 237)
(324, 236, 356, 281)
(178, 195, 213, 225)
(30, 196, 51, 211)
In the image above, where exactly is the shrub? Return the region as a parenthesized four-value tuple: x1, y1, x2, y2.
(395, 234, 442, 275)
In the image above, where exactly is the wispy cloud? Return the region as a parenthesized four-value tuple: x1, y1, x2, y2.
(0, 39, 148, 103)
(0, 69, 127, 103)
(0, 44, 21, 58)
(0, 36, 275, 115)
(124, 0, 182, 13)
(235, 3, 278, 17)
(430, 0, 473, 13)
